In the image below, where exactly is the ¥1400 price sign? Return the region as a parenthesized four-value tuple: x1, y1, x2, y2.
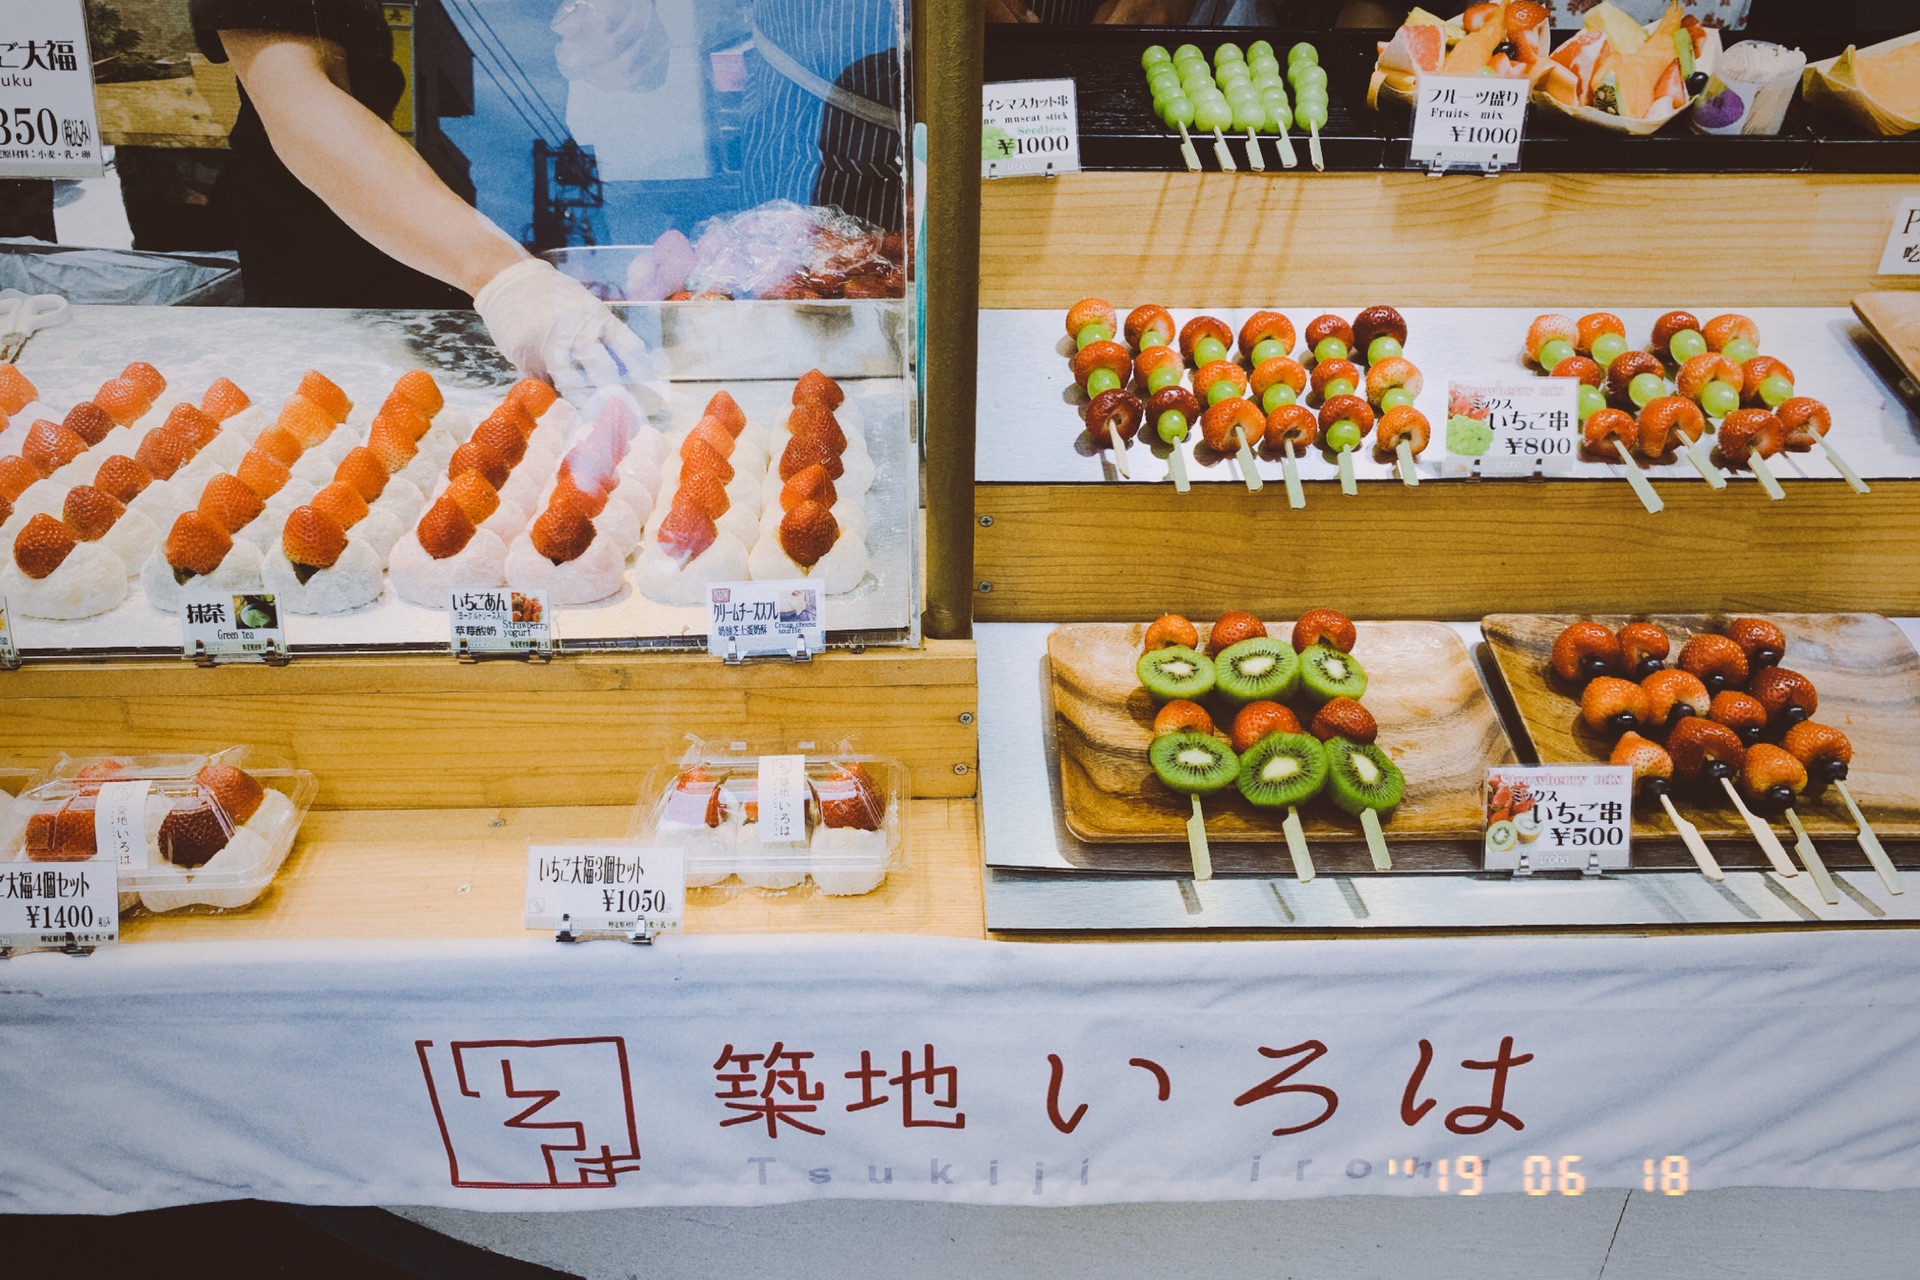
(0, 857, 118, 951)
(1482, 765, 1633, 874)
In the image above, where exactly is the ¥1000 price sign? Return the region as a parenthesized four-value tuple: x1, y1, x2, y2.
(982, 78, 1081, 179)
(1482, 765, 1633, 874)
(1443, 380, 1579, 477)
(1408, 75, 1525, 173)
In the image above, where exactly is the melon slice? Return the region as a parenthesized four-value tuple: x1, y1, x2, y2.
(1551, 30, 1611, 104)
(1583, 2, 1647, 57)
(1443, 11, 1508, 75)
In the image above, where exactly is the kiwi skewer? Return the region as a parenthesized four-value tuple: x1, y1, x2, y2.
(1325, 737, 1402, 871)
(1150, 730, 1237, 881)
(1237, 733, 1325, 882)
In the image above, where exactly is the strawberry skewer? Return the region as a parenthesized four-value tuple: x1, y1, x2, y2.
(1778, 397, 1868, 495)
(1783, 721, 1900, 895)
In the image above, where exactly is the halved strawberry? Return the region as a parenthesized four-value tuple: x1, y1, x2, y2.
(63, 402, 117, 446)
(679, 419, 736, 464)
(200, 376, 251, 421)
(366, 418, 419, 474)
(444, 470, 501, 524)
(779, 435, 843, 483)
(1207, 611, 1266, 655)
(197, 473, 265, 534)
(470, 414, 527, 467)
(778, 500, 839, 568)
(416, 495, 477, 560)
(679, 437, 735, 485)
(550, 469, 607, 519)
(788, 404, 848, 454)
(530, 502, 594, 564)
(296, 370, 352, 423)
(94, 454, 152, 503)
(674, 469, 730, 519)
(1291, 608, 1357, 654)
(165, 511, 233, 576)
(282, 505, 347, 570)
(164, 402, 222, 449)
(23, 419, 86, 474)
(0, 453, 41, 499)
(333, 446, 390, 502)
(14, 513, 76, 578)
(94, 377, 151, 426)
(252, 426, 304, 467)
(655, 502, 716, 564)
(60, 479, 126, 541)
(0, 362, 38, 415)
(120, 361, 167, 400)
(1310, 697, 1378, 744)
(703, 390, 747, 435)
(558, 449, 617, 499)
(236, 448, 291, 499)
(0, 493, 11, 525)
(159, 798, 232, 867)
(780, 463, 837, 512)
(310, 480, 369, 530)
(196, 763, 265, 825)
(1231, 701, 1301, 754)
(375, 400, 432, 444)
(483, 401, 536, 441)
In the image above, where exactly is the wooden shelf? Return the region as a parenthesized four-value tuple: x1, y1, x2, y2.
(0, 642, 979, 806)
(121, 798, 984, 943)
(975, 480, 1920, 621)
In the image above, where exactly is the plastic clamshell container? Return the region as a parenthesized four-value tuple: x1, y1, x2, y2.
(0, 747, 316, 914)
(632, 739, 908, 899)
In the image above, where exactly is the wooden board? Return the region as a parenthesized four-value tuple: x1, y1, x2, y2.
(0, 643, 979, 806)
(1048, 621, 1514, 859)
(1855, 290, 1920, 389)
(95, 75, 232, 149)
(1483, 613, 1920, 845)
(121, 798, 984, 943)
(981, 172, 1920, 309)
(976, 481, 1920, 622)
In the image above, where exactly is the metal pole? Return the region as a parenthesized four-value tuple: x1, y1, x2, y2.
(916, 0, 982, 641)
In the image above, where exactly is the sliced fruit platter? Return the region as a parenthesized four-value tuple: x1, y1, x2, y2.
(1047, 611, 1515, 876)
(1483, 612, 1919, 884)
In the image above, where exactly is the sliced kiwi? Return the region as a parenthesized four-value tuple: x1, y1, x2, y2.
(1325, 736, 1405, 816)
(1235, 732, 1327, 809)
(1513, 808, 1543, 842)
(1150, 731, 1239, 796)
(1485, 819, 1518, 855)
(1138, 645, 1215, 702)
(1298, 643, 1367, 706)
(1214, 637, 1300, 707)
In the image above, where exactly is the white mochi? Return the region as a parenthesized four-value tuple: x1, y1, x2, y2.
(389, 527, 508, 607)
(0, 543, 128, 618)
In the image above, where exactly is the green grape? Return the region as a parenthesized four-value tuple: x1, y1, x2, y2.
(1226, 83, 1259, 106)
(1157, 410, 1189, 444)
(1537, 338, 1575, 371)
(1182, 70, 1214, 93)
(1590, 332, 1628, 367)
(1288, 42, 1318, 66)
(1325, 419, 1362, 451)
(1668, 329, 1707, 363)
(1380, 386, 1415, 411)
(1148, 68, 1181, 94)
(1262, 383, 1297, 412)
(1251, 69, 1283, 90)
(1232, 100, 1265, 131)
(1140, 327, 1169, 351)
(1262, 95, 1293, 130)
(1075, 322, 1112, 349)
(1218, 64, 1251, 89)
(1086, 367, 1121, 397)
(1194, 335, 1229, 365)
(1367, 336, 1403, 364)
(1173, 44, 1204, 64)
(1628, 372, 1665, 408)
(1142, 45, 1172, 69)
(1249, 55, 1281, 79)
(1147, 363, 1182, 393)
(1758, 373, 1794, 407)
(1576, 384, 1606, 422)
(1722, 336, 1759, 364)
(1251, 337, 1287, 365)
(1313, 335, 1347, 363)
(1248, 40, 1274, 60)
(1160, 96, 1195, 129)
(1213, 43, 1245, 66)
(1475, 65, 1497, 77)
(1290, 65, 1329, 92)
(1323, 377, 1356, 399)
(1206, 379, 1240, 405)
(1700, 380, 1739, 418)
(1294, 95, 1329, 128)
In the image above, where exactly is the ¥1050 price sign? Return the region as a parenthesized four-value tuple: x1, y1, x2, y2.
(525, 843, 685, 938)
(1443, 380, 1579, 477)
(1408, 75, 1525, 173)
(1482, 765, 1633, 874)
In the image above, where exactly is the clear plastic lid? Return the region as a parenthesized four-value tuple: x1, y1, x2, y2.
(633, 736, 907, 898)
(1, 746, 316, 914)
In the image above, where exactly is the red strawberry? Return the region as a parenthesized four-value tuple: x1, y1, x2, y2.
(13, 513, 76, 579)
(252, 426, 304, 467)
(1291, 608, 1357, 654)
(366, 418, 418, 473)
(674, 468, 730, 519)
(679, 437, 735, 485)
(333, 446, 390, 501)
(277, 395, 335, 449)
(793, 369, 845, 411)
(164, 402, 221, 449)
(375, 400, 432, 443)
(281, 505, 347, 570)
(236, 448, 291, 499)
(25, 805, 97, 860)
(199, 376, 251, 421)
(134, 427, 191, 481)
(818, 763, 883, 830)
(23, 419, 87, 473)
(444, 470, 500, 524)
(120, 361, 167, 400)
(196, 763, 265, 825)
(63, 402, 117, 446)
(703, 390, 747, 435)
(159, 798, 231, 867)
(165, 511, 233, 576)
(0, 453, 39, 499)
(655, 502, 716, 564)
(296, 370, 352, 423)
(447, 439, 509, 489)
(482, 401, 536, 441)
(416, 495, 477, 560)
(389, 369, 444, 417)
(779, 434, 843, 482)
(0, 362, 38, 415)
(558, 450, 616, 500)
(94, 454, 152, 503)
(507, 377, 557, 418)
(530, 502, 594, 564)
(788, 404, 848, 454)
(780, 463, 838, 512)
(0, 493, 10, 525)
(94, 377, 151, 425)
(469, 414, 527, 466)
(197, 473, 265, 534)
(62, 485, 125, 541)
(1310, 697, 1378, 744)
(679, 419, 736, 463)
(778, 500, 839, 568)
(551, 469, 607, 519)
(310, 480, 369, 530)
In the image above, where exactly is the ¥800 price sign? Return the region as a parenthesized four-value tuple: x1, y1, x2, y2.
(1482, 765, 1632, 874)
(1443, 380, 1579, 477)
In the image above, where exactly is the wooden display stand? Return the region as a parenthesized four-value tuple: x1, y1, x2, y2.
(975, 172, 1920, 622)
(0, 645, 985, 941)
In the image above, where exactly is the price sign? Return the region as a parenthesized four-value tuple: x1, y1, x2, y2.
(448, 588, 552, 658)
(1443, 379, 1579, 477)
(1482, 765, 1633, 874)
(982, 78, 1081, 179)
(0, 0, 103, 179)
(0, 594, 17, 667)
(180, 590, 285, 663)
(707, 579, 824, 661)
(1877, 196, 1920, 277)
(0, 856, 117, 951)
(1409, 75, 1525, 173)
(525, 843, 685, 937)
(93, 779, 150, 870)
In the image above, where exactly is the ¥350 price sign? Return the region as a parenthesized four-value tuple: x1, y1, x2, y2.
(1443, 380, 1579, 477)
(1482, 765, 1633, 875)
(0, 0, 104, 179)
(1409, 75, 1525, 173)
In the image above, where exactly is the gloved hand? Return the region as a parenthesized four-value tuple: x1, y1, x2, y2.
(550, 0, 671, 94)
(474, 258, 667, 415)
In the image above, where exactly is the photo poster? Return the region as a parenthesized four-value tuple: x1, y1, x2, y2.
(6, 0, 907, 309)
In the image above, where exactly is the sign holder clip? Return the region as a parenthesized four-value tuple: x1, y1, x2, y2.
(554, 912, 657, 946)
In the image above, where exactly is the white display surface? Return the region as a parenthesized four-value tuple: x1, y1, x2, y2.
(977, 307, 1920, 485)
(1, 931, 1918, 1213)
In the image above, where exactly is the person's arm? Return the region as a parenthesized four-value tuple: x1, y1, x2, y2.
(217, 29, 527, 297)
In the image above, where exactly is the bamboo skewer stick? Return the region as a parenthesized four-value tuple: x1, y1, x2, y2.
(1186, 794, 1213, 881)
(1281, 440, 1306, 509)
(1720, 777, 1796, 876)
(1611, 439, 1664, 514)
(1782, 808, 1840, 905)
(1658, 794, 1723, 881)
(1233, 426, 1262, 491)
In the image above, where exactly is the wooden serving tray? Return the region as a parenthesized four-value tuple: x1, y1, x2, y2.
(1048, 621, 1515, 849)
(1483, 613, 1920, 843)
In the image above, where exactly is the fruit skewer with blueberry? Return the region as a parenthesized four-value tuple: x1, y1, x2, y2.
(1610, 732, 1724, 880)
(1782, 722, 1899, 895)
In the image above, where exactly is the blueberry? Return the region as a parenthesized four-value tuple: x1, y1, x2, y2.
(1686, 71, 1709, 95)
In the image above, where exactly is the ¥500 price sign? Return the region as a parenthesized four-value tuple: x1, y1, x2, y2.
(1482, 765, 1632, 874)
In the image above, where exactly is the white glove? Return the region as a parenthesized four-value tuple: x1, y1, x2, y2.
(475, 258, 667, 416)
(550, 0, 670, 94)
